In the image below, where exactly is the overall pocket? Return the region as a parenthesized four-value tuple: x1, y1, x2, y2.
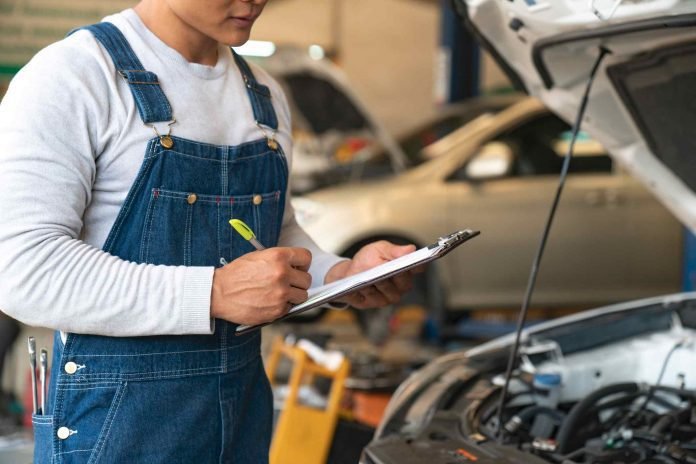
(32, 414, 54, 464)
(53, 382, 126, 464)
(140, 189, 282, 266)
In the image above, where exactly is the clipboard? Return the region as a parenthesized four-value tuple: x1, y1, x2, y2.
(235, 229, 480, 335)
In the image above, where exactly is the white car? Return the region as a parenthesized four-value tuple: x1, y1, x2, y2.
(255, 46, 409, 194)
(294, 97, 682, 316)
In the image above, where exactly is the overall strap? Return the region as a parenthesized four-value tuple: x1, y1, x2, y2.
(70, 22, 173, 124)
(232, 51, 278, 130)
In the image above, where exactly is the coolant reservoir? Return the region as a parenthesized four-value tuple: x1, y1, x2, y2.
(533, 372, 562, 409)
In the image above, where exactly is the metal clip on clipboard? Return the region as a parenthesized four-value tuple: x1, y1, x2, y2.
(235, 228, 480, 335)
(433, 229, 479, 251)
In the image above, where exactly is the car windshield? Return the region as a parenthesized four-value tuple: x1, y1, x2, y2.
(494, 115, 613, 177)
(333, 104, 511, 184)
(530, 304, 674, 356)
(281, 72, 370, 134)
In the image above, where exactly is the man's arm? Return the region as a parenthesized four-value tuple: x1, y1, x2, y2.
(0, 38, 214, 336)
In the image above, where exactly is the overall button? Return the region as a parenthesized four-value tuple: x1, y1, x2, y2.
(187, 194, 197, 205)
(253, 194, 263, 205)
(64, 362, 78, 375)
(160, 135, 174, 149)
(57, 427, 71, 440)
(267, 138, 278, 150)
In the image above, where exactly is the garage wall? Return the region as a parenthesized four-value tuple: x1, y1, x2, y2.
(255, 0, 511, 135)
(254, 0, 442, 136)
(0, 0, 509, 136)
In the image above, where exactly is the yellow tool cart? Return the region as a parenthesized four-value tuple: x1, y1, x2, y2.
(266, 337, 351, 464)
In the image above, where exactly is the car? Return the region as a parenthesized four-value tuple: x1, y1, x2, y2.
(363, 1, 696, 463)
(255, 47, 524, 195)
(322, 93, 526, 183)
(251, 46, 410, 194)
(292, 97, 682, 319)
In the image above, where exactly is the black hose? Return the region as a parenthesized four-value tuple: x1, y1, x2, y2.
(517, 405, 565, 423)
(650, 412, 679, 435)
(637, 341, 686, 414)
(588, 391, 642, 413)
(556, 382, 640, 454)
(504, 405, 565, 434)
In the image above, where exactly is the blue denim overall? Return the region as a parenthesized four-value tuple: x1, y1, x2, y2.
(32, 22, 287, 464)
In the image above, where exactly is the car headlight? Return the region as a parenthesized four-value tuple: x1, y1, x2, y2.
(291, 197, 325, 227)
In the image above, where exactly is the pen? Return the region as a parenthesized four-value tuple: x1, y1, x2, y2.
(40, 349, 48, 415)
(229, 219, 266, 251)
(27, 337, 38, 415)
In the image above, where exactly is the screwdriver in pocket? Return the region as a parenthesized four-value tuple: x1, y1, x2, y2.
(40, 349, 48, 415)
(27, 337, 38, 415)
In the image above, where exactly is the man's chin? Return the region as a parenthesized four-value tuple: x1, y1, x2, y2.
(218, 27, 252, 48)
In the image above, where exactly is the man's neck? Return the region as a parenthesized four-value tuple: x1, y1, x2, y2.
(134, 1, 218, 66)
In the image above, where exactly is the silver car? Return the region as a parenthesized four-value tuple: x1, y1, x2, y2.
(293, 97, 682, 315)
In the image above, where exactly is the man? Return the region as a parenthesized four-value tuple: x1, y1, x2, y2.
(0, 1, 415, 462)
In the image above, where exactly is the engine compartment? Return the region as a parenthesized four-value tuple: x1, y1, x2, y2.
(475, 309, 696, 463)
(479, 368, 696, 463)
(365, 296, 696, 464)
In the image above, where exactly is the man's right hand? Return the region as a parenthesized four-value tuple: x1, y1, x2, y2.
(210, 247, 312, 326)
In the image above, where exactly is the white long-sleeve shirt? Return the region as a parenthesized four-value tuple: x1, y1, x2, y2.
(0, 9, 343, 336)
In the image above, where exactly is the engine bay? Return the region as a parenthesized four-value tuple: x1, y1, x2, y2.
(365, 296, 696, 464)
(479, 337, 696, 463)
(476, 304, 696, 463)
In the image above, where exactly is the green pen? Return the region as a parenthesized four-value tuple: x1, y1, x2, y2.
(229, 219, 266, 251)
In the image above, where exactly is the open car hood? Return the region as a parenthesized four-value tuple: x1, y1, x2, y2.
(457, 0, 696, 231)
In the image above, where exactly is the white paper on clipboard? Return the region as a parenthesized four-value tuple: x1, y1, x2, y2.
(235, 229, 480, 335)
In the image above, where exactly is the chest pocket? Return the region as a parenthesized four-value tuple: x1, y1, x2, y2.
(140, 189, 282, 267)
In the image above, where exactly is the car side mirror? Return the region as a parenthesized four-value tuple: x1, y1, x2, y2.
(465, 142, 514, 181)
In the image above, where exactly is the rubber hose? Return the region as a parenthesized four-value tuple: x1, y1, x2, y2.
(517, 405, 565, 423)
(556, 382, 640, 455)
(650, 411, 679, 435)
(504, 405, 565, 434)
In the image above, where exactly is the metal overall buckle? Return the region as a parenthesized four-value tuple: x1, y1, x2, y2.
(149, 119, 177, 149)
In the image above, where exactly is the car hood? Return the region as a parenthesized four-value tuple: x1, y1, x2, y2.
(457, 0, 696, 231)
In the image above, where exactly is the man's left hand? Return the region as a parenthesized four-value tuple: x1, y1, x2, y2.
(324, 240, 421, 309)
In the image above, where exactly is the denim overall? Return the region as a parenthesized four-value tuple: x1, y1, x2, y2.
(32, 22, 287, 464)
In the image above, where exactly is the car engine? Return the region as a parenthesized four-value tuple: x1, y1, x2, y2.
(475, 319, 696, 463)
(479, 380, 696, 464)
(364, 298, 696, 464)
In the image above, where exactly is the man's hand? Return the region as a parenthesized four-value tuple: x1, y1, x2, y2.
(325, 241, 419, 309)
(210, 247, 312, 325)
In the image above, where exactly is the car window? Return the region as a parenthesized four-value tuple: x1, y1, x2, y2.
(306, 109, 506, 190)
(281, 73, 369, 134)
(400, 115, 466, 163)
(499, 115, 613, 177)
(450, 114, 613, 181)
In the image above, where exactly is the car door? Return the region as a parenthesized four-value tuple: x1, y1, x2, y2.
(440, 113, 682, 310)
